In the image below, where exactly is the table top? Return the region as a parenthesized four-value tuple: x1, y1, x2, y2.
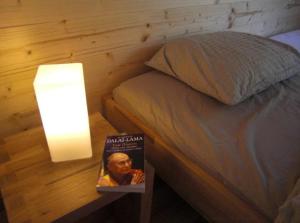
(0, 113, 127, 223)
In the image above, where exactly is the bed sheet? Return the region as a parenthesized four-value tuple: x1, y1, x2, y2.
(113, 71, 300, 220)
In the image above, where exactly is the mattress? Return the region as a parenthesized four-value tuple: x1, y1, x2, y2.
(270, 29, 300, 53)
(113, 71, 300, 220)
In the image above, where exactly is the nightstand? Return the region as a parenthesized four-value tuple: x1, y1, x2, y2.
(0, 112, 154, 223)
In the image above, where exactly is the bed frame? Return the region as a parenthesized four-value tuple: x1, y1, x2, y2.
(102, 95, 271, 223)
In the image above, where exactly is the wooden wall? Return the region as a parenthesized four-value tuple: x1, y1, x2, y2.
(0, 0, 300, 138)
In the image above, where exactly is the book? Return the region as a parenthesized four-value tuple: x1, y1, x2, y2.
(96, 133, 145, 193)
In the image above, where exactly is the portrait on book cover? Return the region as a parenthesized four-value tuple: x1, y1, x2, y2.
(98, 151, 145, 187)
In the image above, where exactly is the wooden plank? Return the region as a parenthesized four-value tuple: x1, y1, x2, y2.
(0, 1, 297, 76)
(0, 0, 218, 26)
(5, 0, 289, 51)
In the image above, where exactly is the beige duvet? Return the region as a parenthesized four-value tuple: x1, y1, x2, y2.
(113, 71, 300, 222)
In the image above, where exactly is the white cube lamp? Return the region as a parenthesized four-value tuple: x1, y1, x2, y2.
(34, 63, 92, 162)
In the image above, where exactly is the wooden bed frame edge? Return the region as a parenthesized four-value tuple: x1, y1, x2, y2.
(102, 94, 270, 223)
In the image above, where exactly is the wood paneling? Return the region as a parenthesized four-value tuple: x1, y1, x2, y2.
(0, 0, 300, 137)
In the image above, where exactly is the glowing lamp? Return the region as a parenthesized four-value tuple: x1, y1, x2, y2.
(34, 63, 92, 162)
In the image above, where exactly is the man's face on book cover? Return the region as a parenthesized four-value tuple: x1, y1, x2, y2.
(107, 153, 132, 174)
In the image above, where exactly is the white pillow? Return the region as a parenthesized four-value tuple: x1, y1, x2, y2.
(271, 30, 300, 53)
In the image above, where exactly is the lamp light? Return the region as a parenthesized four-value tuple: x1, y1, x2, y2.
(34, 63, 92, 162)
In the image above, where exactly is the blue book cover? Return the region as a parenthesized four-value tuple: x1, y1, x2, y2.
(96, 134, 145, 193)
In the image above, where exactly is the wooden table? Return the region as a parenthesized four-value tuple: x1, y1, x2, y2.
(0, 113, 154, 223)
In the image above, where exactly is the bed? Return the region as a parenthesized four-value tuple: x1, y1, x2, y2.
(102, 31, 300, 223)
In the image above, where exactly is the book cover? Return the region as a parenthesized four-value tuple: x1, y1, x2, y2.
(96, 133, 145, 193)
